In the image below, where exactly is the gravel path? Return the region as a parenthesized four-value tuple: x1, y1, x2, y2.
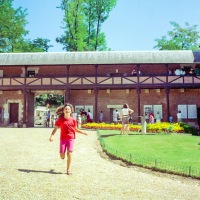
(0, 128, 199, 200)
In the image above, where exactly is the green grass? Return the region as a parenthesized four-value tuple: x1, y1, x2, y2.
(98, 130, 200, 177)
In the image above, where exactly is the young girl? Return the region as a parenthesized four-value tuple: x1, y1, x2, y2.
(49, 103, 87, 175)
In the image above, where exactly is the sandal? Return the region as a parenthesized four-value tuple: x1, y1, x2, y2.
(67, 170, 72, 175)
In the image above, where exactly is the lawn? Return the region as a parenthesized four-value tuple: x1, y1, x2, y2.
(98, 130, 200, 177)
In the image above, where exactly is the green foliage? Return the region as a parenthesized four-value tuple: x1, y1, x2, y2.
(11, 38, 53, 52)
(0, 0, 28, 52)
(0, 0, 53, 52)
(179, 122, 198, 136)
(30, 38, 53, 52)
(35, 94, 64, 108)
(57, 0, 117, 51)
(154, 21, 200, 50)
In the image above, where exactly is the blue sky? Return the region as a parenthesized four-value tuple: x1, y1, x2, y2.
(13, 0, 200, 52)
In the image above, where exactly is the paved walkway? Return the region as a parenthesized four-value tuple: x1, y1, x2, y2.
(0, 128, 199, 200)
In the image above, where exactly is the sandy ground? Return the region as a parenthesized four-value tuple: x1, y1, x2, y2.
(0, 128, 199, 200)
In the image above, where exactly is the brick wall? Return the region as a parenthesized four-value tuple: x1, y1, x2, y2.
(0, 88, 199, 125)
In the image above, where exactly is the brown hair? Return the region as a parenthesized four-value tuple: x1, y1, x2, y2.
(123, 103, 129, 108)
(56, 103, 74, 117)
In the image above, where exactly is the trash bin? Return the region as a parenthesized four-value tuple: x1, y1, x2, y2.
(14, 123, 18, 128)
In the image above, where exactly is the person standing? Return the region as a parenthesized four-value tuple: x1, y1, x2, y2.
(51, 114, 55, 127)
(155, 111, 161, 123)
(87, 110, 93, 123)
(148, 111, 154, 124)
(149, 114, 155, 124)
(49, 103, 87, 175)
(46, 111, 51, 127)
(81, 109, 87, 124)
(114, 110, 120, 124)
(131, 68, 137, 76)
(169, 114, 173, 123)
(99, 111, 103, 123)
(43, 113, 48, 127)
(77, 114, 82, 129)
(121, 103, 134, 134)
(177, 110, 182, 123)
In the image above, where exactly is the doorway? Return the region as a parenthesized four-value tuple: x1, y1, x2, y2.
(197, 107, 200, 126)
(9, 103, 19, 123)
(112, 108, 122, 122)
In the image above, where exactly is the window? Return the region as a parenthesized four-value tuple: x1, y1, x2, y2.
(178, 104, 197, 119)
(144, 105, 162, 119)
(21, 67, 39, 77)
(28, 71, 35, 77)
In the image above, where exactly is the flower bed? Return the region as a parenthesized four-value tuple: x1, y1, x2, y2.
(82, 122, 185, 133)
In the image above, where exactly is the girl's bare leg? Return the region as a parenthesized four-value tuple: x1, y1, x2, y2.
(67, 151, 72, 174)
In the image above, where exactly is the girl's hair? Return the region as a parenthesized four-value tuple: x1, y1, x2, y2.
(56, 103, 74, 117)
(123, 103, 129, 108)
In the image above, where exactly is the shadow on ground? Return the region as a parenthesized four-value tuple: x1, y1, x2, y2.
(18, 169, 62, 174)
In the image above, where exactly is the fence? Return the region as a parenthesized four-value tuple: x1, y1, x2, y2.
(97, 132, 200, 179)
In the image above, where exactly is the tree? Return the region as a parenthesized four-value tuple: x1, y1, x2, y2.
(31, 38, 53, 52)
(154, 21, 200, 50)
(0, 0, 29, 52)
(84, 0, 116, 51)
(56, 0, 117, 51)
(12, 38, 53, 52)
(56, 0, 87, 51)
(35, 94, 64, 107)
(0, 0, 53, 52)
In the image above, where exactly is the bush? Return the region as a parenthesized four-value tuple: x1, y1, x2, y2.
(179, 122, 199, 136)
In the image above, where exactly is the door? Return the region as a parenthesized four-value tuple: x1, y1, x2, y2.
(197, 107, 200, 126)
(9, 103, 19, 123)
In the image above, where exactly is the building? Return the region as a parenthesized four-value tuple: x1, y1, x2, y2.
(0, 50, 200, 127)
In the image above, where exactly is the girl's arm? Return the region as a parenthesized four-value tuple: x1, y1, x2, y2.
(129, 109, 134, 114)
(74, 127, 87, 136)
(49, 126, 59, 142)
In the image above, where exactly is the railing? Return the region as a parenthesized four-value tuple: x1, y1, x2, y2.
(0, 75, 200, 88)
